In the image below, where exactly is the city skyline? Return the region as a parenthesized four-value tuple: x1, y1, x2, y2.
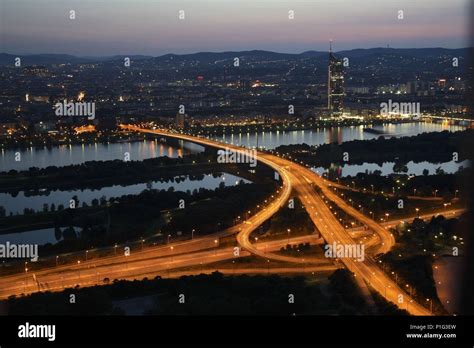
(1, 0, 470, 56)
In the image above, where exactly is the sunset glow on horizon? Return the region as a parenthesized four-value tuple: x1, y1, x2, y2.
(1, 0, 470, 56)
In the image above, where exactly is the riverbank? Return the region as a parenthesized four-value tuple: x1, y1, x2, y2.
(0, 155, 244, 193)
(195, 118, 429, 136)
(275, 129, 472, 167)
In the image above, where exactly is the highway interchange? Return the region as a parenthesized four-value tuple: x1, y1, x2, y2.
(0, 124, 464, 315)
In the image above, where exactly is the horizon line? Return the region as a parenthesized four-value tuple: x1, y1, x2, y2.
(1, 46, 472, 59)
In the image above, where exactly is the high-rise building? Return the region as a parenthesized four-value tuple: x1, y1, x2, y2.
(327, 41, 344, 117)
(176, 113, 186, 129)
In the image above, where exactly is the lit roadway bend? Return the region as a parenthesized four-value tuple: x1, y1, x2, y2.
(122, 125, 309, 265)
(125, 126, 431, 315)
(0, 235, 335, 300)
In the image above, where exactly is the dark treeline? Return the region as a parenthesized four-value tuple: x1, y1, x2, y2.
(338, 168, 471, 199)
(380, 214, 466, 314)
(0, 150, 240, 193)
(265, 197, 315, 236)
(14, 180, 276, 256)
(275, 129, 473, 167)
(4, 270, 406, 315)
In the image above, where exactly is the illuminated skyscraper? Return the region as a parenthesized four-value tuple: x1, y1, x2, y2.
(176, 112, 186, 129)
(328, 41, 344, 117)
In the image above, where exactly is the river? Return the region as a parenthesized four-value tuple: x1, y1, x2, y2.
(0, 122, 464, 172)
(213, 122, 464, 149)
(0, 173, 247, 215)
(0, 139, 205, 171)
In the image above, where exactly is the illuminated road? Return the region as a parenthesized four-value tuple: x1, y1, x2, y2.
(0, 125, 444, 315)
(124, 126, 433, 315)
(324, 180, 445, 202)
(0, 234, 330, 300)
(273, 158, 430, 315)
(157, 264, 339, 278)
(348, 208, 466, 245)
(121, 125, 313, 265)
(122, 125, 337, 265)
(0, 124, 300, 298)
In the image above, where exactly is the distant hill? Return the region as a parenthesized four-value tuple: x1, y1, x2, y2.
(151, 50, 306, 64)
(0, 53, 152, 66)
(0, 48, 471, 66)
(0, 53, 99, 66)
(338, 47, 471, 59)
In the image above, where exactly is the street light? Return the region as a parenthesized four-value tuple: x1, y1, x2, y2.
(191, 229, 195, 240)
(426, 298, 433, 313)
(406, 284, 412, 296)
(415, 208, 420, 217)
(24, 262, 30, 292)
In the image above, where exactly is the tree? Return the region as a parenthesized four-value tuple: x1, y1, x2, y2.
(62, 227, 77, 241)
(393, 162, 408, 173)
(99, 195, 107, 205)
(72, 195, 80, 208)
(54, 226, 62, 241)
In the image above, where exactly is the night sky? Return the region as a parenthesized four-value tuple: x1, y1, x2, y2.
(1, 0, 470, 56)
